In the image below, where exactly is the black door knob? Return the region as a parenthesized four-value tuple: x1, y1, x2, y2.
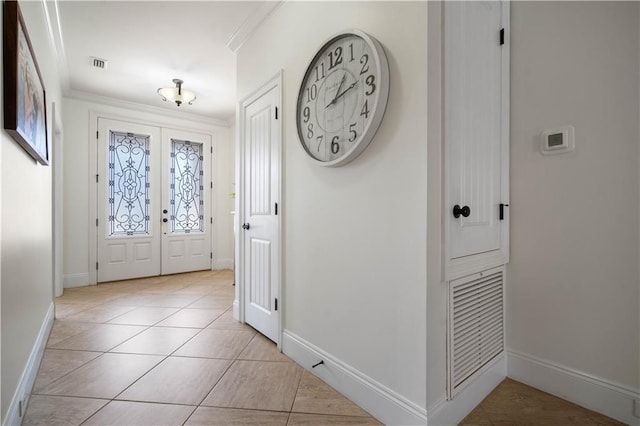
(162, 218, 168, 223)
(163, 209, 168, 214)
(453, 205, 471, 218)
(242, 223, 250, 230)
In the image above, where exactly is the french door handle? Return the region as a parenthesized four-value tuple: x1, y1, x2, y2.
(453, 205, 471, 218)
(242, 223, 250, 230)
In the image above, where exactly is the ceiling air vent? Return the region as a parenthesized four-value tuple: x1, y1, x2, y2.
(91, 57, 108, 70)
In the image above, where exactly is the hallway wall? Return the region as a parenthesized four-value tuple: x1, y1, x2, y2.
(236, 2, 428, 421)
(61, 98, 234, 287)
(507, 0, 639, 406)
(1, 1, 64, 421)
(426, 2, 640, 424)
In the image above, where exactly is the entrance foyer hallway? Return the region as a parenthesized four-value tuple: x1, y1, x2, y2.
(23, 271, 380, 425)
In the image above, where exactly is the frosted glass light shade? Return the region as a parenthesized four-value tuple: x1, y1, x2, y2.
(157, 79, 196, 106)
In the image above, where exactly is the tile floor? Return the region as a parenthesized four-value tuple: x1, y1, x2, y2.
(24, 270, 625, 426)
(24, 270, 381, 426)
(460, 378, 625, 426)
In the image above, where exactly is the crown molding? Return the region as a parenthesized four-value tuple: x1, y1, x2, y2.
(225, 1, 284, 53)
(67, 89, 232, 128)
(42, 0, 71, 95)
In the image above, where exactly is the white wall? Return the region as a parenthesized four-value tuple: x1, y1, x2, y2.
(1, 0, 63, 420)
(508, 0, 639, 393)
(236, 1, 428, 417)
(62, 97, 234, 286)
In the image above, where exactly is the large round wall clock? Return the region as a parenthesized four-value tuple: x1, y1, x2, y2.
(296, 29, 390, 167)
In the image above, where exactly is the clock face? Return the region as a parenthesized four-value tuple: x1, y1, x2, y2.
(296, 30, 389, 167)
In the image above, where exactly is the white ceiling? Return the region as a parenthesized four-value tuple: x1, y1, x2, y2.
(56, 1, 279, 122)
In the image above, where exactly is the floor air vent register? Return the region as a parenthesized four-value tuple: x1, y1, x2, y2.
(448, 267, 505, 398)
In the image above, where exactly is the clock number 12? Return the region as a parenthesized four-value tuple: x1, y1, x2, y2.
(328, 46, 343, 70)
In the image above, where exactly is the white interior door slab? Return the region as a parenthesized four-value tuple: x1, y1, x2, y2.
(161, 128, 212, 275)
(241, 79, 281, 343)
(445, 1, 505, 260)
(97, 118, 161, 282)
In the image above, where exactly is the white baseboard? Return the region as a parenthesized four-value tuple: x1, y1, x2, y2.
(282, 330, 427, 426)
(427, 354, 506, 426)
(507, 350, 640, 426)
(232, 299, 240, 321)
(3, 303, 55, 426)
(63, 272, 90, 288)
(213, 258, 234, 270)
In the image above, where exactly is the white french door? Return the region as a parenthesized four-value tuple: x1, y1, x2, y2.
(97, 118, 211, 282)
(161, 128, 212, 275)
(240, 76, 281, 344)
(97, 119, 161, 282)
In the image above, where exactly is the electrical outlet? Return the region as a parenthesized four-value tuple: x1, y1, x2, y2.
(633, 399, 640, 418)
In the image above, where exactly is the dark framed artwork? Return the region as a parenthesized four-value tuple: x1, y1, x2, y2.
(3, 0, 48, 165)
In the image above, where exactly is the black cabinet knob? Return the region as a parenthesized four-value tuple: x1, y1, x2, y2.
(453, 205, 471, 218)
(242, 223, 250, 230)
(163, 209, 168, 214)
(162, 218, 168, 223)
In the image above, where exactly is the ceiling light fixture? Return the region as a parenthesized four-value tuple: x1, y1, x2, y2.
(157, 78, 196, 107)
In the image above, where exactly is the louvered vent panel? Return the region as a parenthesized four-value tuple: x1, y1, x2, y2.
(448, 269, 504, 397)
(91, 57, 108, 69)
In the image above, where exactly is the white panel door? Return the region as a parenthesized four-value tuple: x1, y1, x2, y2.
(161, 129, 212, 275)
(242, 82, 280, 343)
(97, 118, 161, 282)
(445, 1, 506, 261)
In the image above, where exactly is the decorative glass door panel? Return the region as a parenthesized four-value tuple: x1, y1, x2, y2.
(108, 131, 151, 236)
(170, 139, 204, 233)
(97, 119, 212, 282)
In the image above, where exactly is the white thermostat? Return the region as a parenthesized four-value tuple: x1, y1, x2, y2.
(541, 125, 575, 155)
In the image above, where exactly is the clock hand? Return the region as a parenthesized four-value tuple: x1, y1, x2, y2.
(326, 80, 359, 108)
(330, 80, 359, 104)
(326, 74, 347, 108)
(334, 74, 346, 102)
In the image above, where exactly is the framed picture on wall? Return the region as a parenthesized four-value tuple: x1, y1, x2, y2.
(3, 0, 48, 165)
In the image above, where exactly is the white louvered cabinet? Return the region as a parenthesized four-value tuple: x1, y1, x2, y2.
(442, 0, 510, 398)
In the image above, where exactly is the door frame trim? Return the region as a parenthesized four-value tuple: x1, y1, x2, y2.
(88, 111, 218, 284)
(235, 71, 283, 347)
(51, 102, 64, 297)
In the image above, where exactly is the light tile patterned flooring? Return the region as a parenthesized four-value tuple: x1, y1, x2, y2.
(460, 378, 625, 426)
(24, 270, 381, 426)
